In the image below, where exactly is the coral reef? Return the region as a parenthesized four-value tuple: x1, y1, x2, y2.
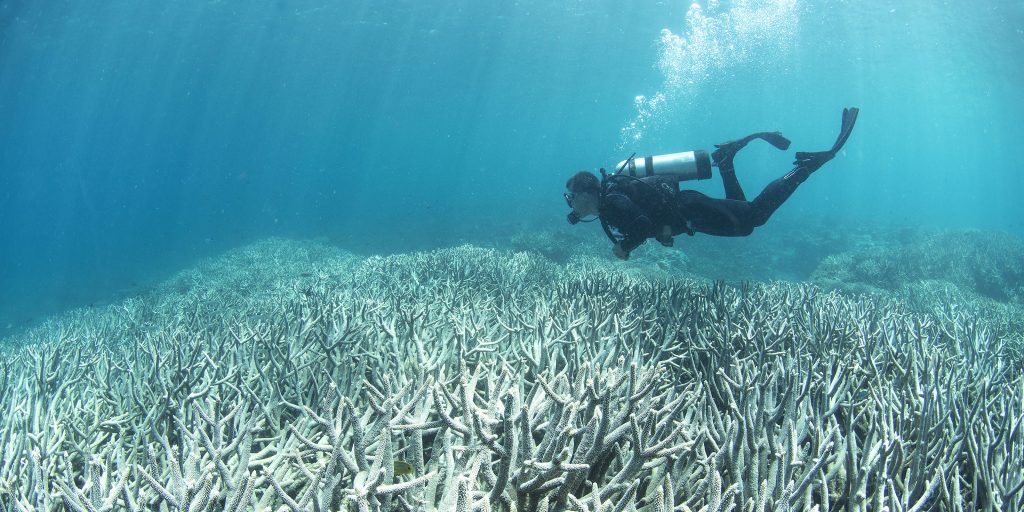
(812, 229, 1024, 303)
(1, 238, 1023, 511)
(506, 226, 599, 265)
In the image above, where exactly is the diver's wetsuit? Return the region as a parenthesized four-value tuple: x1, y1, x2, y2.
(600, 162, 811, 255)
(591, 108, 858, 258)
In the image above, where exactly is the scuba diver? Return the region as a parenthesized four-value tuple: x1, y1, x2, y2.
(565, 107, 859, 260)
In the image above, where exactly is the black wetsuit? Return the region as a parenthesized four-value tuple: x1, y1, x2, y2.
(596, 108, 858, 257)
(600, 159, 811, 255)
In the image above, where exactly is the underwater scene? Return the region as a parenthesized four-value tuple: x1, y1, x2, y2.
(1, 0, 1023, 510)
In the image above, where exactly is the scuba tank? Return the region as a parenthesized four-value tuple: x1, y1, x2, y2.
(614, 150, 712, 183)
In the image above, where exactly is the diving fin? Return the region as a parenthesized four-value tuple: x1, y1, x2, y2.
(829, 107, 859, 154)
(759, 131, 793, 151)
(793, 107, 859, 173)
(712, 131, 792, 166)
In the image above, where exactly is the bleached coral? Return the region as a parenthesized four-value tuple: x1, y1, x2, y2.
(0, 239, 1022, 511)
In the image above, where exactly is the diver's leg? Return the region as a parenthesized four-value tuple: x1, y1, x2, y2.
(745, 171, 806, 228)
(711, 131, 792, 201)
(745, 108, 860, 228)
(715, 153, 747, 202)
(676, 190, 756, 237)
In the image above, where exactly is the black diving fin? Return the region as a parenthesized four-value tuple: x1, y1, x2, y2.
(793, 107, 859, 173)
(829, 106, 859, 154)
(759, 131, 793, 151)
(712, 131, 792, 166)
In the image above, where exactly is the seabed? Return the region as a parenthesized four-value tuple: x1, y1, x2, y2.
(1, 235, 1022, 511)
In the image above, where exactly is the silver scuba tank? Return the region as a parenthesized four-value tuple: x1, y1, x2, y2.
(614, 150, 712, 182)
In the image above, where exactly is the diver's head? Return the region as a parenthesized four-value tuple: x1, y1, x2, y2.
(565, 171, 601, 224)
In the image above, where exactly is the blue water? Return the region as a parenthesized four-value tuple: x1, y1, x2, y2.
(2, 0, 1022, 332)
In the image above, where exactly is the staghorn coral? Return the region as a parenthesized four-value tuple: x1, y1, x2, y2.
(812, 229, 1024, 303)
(0, 239, 1022, 511)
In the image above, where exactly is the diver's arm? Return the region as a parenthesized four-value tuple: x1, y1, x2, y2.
(605, 193, 654, 257)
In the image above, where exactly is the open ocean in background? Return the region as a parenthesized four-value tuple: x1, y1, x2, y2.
(2, 0, 1022, 333)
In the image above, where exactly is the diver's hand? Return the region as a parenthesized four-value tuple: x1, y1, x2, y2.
(612, 243, 629, 260)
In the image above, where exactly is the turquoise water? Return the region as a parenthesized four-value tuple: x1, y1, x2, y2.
(1, 0, 1022, 330)
(2, 3, 1024, 509)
